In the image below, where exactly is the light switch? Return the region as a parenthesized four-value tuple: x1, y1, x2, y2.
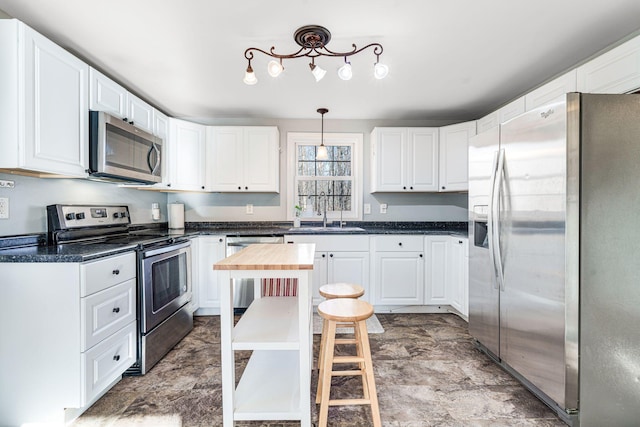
(364, 203, 371, 214)
(0, 197, 8, 219)
(246, 204, 254, 214)
(380, 203, 387, 214)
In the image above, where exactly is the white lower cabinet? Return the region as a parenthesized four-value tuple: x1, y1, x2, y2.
(284, 235, 370, 304)
(425, 235, 450, 304)
(372, 235, 425, 305)
(194, 235, 227, 314)
(449, 237, 469, 317)
(0, 252, 137, 425)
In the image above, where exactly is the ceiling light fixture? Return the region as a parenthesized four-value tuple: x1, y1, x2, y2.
(316, 108, 329, 160)
(244, 25, 387, 84)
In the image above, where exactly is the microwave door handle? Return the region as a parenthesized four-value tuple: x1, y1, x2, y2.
(148, 144, 161, 175)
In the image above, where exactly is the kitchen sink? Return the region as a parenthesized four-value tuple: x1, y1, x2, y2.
(288, 226, 365, 233)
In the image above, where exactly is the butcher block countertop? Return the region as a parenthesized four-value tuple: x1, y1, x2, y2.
(214, 243, 315, 271)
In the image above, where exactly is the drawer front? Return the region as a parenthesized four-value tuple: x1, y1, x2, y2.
(372, 235, 423, 252)
(284, 234, 370, 252)
(81, 279, 136, 351)
(81, 252, 136, 296)
(82, 321, 136, 405)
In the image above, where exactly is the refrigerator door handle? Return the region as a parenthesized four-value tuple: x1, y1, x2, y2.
(492, 149, 506, 291)
(487, 150, 500, 290)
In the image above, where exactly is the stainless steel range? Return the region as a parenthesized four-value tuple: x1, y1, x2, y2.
(47, 204, 193, 375)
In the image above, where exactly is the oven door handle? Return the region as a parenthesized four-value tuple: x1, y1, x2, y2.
(142, 239, 191, 258)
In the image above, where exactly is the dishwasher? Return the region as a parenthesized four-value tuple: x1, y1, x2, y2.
(226, 235, 284, 309)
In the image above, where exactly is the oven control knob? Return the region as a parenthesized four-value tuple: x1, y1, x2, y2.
(76, 212, 85, 220)
(65, 213, 76, 220)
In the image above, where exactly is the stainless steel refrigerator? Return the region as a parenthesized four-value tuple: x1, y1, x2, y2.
(468, 93, 640, 426)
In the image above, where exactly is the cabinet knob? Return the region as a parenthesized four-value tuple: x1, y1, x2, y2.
(122, 117, 128, 122)
(113, 355, 121, 361)
(420, 253, 423, 257)
(238, 186, 241, 190)
(167, 183, 172, 187)
(322, 254, 326, 258)
(245, 186, 248, 190)
(112, 269, 120, 275)
(201, 185, 205, 189)
(112, 307, 120, 313)
(459, 240, 463, 244)
(398, 242, 402, 246)
(403, 186, 407, 190)
(442, 186, 446, 190)
(219, 238, 223, 242)
(410, 186, 414, 190)
(129, 121, 134, 125)
(329, 253, 333, 257)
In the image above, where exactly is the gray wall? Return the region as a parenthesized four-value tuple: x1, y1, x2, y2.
(169, 117, 468, 223)
(0, 173, 167, 236)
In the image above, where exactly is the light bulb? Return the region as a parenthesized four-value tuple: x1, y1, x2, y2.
(243, 65, 257, 85)
(374, 62, 389, 80)
(267, 60, 284, 77)
(316, 144, 328, 160)
(337, 63, 353, 80)
(310, 63, 327, 82)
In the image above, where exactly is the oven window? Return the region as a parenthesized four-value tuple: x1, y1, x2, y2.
(151, 252, 188, 312)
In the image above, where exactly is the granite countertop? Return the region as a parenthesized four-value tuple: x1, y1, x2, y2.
(0, 221, 468, 263)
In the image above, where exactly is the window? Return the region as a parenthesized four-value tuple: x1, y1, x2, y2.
(287, 132, 363, 221)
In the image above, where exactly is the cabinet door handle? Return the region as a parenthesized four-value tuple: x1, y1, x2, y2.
(112, 269, 120, 275)
(112, 307, 120, 313)
(113, 355, 121, 361)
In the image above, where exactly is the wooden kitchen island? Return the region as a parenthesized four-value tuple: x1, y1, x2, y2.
(214, 243, 315, 426)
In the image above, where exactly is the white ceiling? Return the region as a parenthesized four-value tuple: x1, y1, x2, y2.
(1, 0, 640, 122)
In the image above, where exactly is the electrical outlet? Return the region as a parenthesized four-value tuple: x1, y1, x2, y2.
(246, 204, 254, 214)
(0, 197, 8, 219)
(364, 203, 371, 214)
(0, 180, 14, 188)
(380, 203, 387, 214)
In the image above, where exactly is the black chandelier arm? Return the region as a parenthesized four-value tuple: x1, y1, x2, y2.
(244, 42, 384, 61)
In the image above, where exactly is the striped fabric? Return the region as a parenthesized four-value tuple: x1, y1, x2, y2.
(261, 278, 298, 297)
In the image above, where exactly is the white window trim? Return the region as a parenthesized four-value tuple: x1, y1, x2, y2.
(287, 132, 363, 221)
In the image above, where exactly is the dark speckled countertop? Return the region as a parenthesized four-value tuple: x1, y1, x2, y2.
(0, 221, 467, 263)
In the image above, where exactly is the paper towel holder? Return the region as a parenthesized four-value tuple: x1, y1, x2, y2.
(168, 203, 185, 229)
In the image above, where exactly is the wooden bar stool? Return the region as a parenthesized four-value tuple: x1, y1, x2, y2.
(316, 283, 365, 376)
(316, 298, 381, 427)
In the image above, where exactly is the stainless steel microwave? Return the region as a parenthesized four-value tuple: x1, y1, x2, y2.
(88, 110, 162, 184)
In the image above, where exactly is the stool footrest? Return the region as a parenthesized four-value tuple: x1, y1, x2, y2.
(335, 338, 357, 344)
(333, 356, 364, 363)
(328, 398, 372, 406)
(331, 370, 364, 376)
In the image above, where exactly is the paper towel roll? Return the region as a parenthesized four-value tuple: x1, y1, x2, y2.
(168, 203, 185, 229)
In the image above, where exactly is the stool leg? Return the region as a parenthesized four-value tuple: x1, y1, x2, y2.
(316, 317, 329, 404)
(318, 320, 337, 427)
(358, 320, 381, 427)
(353, 319, 369, 399)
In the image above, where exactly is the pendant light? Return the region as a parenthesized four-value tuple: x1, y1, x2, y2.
(317, 108, 329, 160)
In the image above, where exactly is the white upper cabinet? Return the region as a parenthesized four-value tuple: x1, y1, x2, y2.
(577, 34, 640, 94)
(497, 96, 525, 124)
(370, 127, 439, 192)
(0, 20, 88, 177)
(438, 121, 476, 192)
(207, 126, 280, 192)
(525, 70, 577, 111)
(89, 67, 154, 134)
(167, 118, 207, 191)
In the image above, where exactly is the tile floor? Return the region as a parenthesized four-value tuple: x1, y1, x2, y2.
(73, 314, 566, 426)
